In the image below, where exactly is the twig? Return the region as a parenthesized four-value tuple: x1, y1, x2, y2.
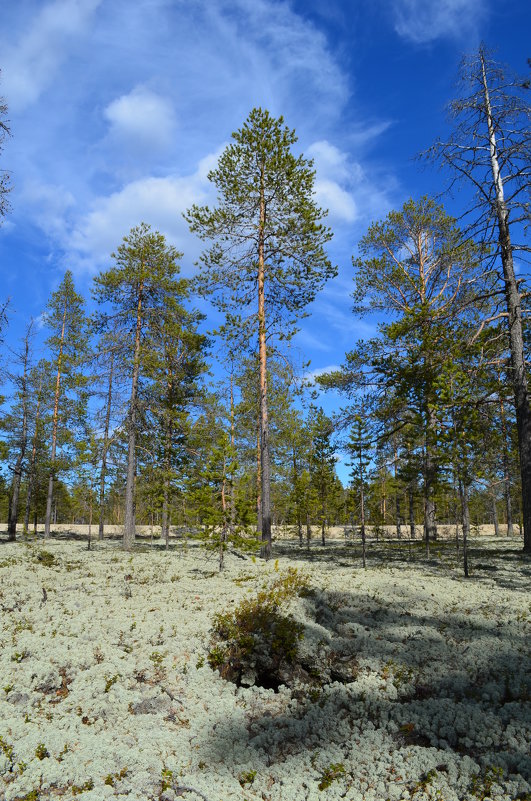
(173, 785, 214, 801)
(162, 687, 185, 705)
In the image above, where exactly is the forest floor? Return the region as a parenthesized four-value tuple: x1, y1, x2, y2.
(0, 534, 529, 801)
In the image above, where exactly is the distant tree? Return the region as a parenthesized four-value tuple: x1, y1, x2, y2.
(345, 410, 373, 567)
(42, 271, 89, 538)
(93, 223, 194, 550)
(186, 107, 335, 558)
(319, 197, 487, 555)
(94, 341, 117, 541)
(429, 46, 531, 551)
(22, 361, 48, 534)
(6, 320, 35, 539)
(71, 429, 99, 549)
(147, 292, 206, 547)
(284, 409, 312, 546)
(308, 406, 339, 546)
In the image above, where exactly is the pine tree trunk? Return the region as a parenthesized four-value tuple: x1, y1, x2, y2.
(229, 371, 236, 536)
(293, 451, 303, 546)
(360, 482, 366, 569)
(123, 285, 143, 550)
(24, 377, 43, 535)
(8, 331, 32, 540)
(481, 52, 531, 552)
(492, 491, 500, 537)
(98, 351, 114, 541)
(458, 479, 470, 578)
(161, 413, 172, 549)
(424, 412, 438, 555)
(219, 455, 228, 571)
(499, 398, 514, 537)
(8, 445, 26, 541)
(44, 302, 67, 539)
(256, 422, 262, 534)
(409, 485, 415, 540)
(396, 494, 402, 539)
(87, 488, 93, 551)
(258, 167, 272, 559)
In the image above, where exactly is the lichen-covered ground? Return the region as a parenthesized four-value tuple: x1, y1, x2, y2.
(0, 535, 529, 801)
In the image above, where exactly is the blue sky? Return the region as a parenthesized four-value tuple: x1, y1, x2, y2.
(0, 0, 529, 479)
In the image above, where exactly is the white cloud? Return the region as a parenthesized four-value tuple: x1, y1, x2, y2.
(392, 0, 487, 44)
(20, 180, 76, 238)
(309, 141, 358, 222)
(309, 141, 356, 182)
(104, 86, 177, 151)
(2, 0, 102, 111)
(314, 179, 358, 223)
(308, 140, 394, 226)
(66, 152, 221, 273)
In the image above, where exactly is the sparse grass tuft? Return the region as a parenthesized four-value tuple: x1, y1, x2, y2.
(318, 762, 345, 790)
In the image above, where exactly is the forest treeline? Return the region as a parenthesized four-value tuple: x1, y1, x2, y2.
(1, 47, 530, 560)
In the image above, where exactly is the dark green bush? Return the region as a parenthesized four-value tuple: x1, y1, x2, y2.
(208, 568, 307, 687)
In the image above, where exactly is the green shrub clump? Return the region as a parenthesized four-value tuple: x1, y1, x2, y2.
(208, 568, 308, 686)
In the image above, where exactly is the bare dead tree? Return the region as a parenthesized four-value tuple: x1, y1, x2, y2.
(428, 45, 531, 551)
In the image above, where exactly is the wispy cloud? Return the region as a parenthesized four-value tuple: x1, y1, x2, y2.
(66, 152, 220, 274)
(104, 86, 177, 153)
(2, 0, 102, 111)
(392, 0, 488, 44)
(2, 0, 357, 272)
(308, 139, 395, 227)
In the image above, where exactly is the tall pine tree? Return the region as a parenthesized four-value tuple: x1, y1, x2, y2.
(186, 108, 335, 558)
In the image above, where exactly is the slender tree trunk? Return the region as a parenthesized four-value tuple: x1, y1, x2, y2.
(8, 329, 32, 540)
(458, 478, 470, 578)
(408, 485, 415, 541)
(360, 482, 366, 569)
(220, 454, 228, 571)
(499, 398, 514, 537)
(424, 424, 438, 555)
(161, 417, 172, 548)
(256, 422, 262, 534)
(229, 371, 236, 536)
(24, 379, 43, 535)
(161, 448, 170, 548)
(358, 443, 367, 568)
(258, 164, 272, 559)
(87, 484, 93, 551)
(306, 513, 311, 547)
(98, 351, 114, 541)
(395, 495, 402, 540)
(45, 302, 67, 538)
(481, 52, 531, 552)
(492, 490, 500, 537)
(293, 450, 303, 546)
(124, 284, 143, 550)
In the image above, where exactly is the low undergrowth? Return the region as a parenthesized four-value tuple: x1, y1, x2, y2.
(208, 568, 309, 689)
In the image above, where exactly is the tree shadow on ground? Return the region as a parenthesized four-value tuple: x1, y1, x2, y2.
(200, 547, 531, 796)
(272, 537, 531, 593)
